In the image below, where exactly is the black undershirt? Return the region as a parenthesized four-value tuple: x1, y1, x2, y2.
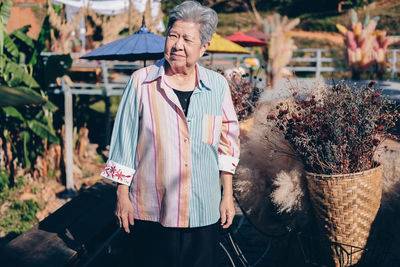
(173, 89, 193, 116)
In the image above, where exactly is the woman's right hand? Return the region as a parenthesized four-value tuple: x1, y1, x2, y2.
(115, 184, 134, 233)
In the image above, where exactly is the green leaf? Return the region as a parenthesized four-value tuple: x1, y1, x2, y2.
(34, 110, 44, 120)
(11, 27, 35, 49)
(0, 0, 13, 26)
(0, 84, 46, 106)
(3, 34, 19, 58)
(5, 60, 39, 88)
(19, 52, 26, 65)
(13, 25, 30, 35)
(20, 130, 31, 168)
(51, 3, 63, 14)
(43, 99, 58, 112)
(2, 106, 24, 121)
(29, 16, 51, 65)
(28, 120, 59, 144)
(0, 55, 4, 73)
(0, 26, 4, 57)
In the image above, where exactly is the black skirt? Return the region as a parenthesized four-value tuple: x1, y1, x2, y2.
(130, 220, 221, 267)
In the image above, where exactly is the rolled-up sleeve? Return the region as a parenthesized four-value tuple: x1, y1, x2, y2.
(218, 82, 240, 174)
(101, 78, 139, 185)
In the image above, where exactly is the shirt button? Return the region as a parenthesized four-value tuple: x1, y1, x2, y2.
(184, 163, 189, 167)
(184, 138, 189, 143)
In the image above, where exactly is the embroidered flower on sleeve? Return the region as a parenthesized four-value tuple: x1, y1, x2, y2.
(102, 162, 132, 184)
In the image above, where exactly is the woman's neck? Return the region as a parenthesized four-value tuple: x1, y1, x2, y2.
(164, 62, 198, 92)
(165, 61, 195, 76)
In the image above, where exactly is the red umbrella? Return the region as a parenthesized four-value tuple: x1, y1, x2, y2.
(244, 29, 268, 42)
(225, 31, 267, 47)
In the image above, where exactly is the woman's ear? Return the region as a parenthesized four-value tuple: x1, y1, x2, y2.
(200, 41, 210, 56)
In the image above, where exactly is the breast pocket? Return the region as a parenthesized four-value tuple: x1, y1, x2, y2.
(202, 114, 222, 146)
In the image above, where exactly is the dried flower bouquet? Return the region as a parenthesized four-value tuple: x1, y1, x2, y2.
(267, 81, 399, 175)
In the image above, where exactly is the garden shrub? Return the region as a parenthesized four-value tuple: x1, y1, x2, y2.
(0, 168, 8, 192)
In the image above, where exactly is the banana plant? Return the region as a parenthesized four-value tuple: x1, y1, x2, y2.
(0, 0, 59, 176)
(0, 1, 44, 104)
(0, 84, 45, 106)
(1, 102, 58, 168)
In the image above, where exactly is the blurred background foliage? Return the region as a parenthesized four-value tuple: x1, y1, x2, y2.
(161, 0, 400, 38)
(162, 0, 378, 15)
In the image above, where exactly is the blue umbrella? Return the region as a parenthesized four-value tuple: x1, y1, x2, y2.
(81, 17, 165, 65)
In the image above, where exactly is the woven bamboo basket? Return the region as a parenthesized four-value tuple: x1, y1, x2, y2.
(305, 165, 383, 267)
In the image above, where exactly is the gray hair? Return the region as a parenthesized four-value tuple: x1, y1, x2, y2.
(167, 1, 218, 46)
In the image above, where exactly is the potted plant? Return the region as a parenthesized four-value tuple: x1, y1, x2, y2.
(267, 81, 399, 266)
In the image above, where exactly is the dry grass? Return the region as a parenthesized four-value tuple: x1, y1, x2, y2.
(376, 145, 400, 205)
(233, 100, 306, 232)
(235, 100, 304, 212)
(271, 169, 305, 213)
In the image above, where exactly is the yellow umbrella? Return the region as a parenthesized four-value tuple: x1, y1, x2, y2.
(207, 33, 250, 54)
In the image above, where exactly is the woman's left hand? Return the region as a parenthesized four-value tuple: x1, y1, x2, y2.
(220, 194, 235, 229)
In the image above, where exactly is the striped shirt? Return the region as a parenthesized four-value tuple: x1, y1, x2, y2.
(101, 58, 240, 228)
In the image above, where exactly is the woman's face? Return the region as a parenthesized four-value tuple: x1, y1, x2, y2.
(164, 20, 209, 71)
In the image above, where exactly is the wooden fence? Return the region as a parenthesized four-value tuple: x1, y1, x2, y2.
(200, 49, 400, 80)
(287, 48, 400, 79)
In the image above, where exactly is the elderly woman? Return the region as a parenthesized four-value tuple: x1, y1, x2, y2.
(101, 1, 240, 266)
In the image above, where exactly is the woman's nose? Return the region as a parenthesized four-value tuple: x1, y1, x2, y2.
(174, 37, 184, 49)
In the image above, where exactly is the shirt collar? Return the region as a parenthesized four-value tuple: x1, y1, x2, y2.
(144, 58, 211, 90)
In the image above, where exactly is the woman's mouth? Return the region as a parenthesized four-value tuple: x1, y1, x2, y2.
(171, 53, 184, 58)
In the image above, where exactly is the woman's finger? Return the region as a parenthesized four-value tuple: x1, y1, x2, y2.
(220, 209, 227, 225)
(117, 216, 122, 228)
(222, 213, 229, 228)
(128, 210, 135, 226)
(121, 213, 130, 233)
